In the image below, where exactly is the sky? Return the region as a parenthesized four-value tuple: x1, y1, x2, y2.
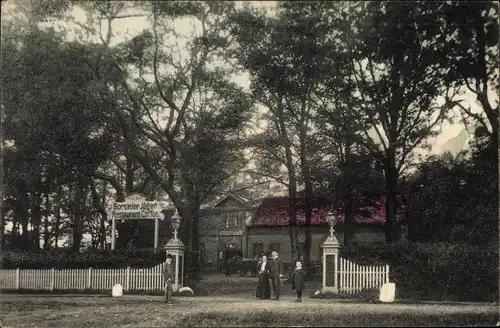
(3, 0, 493, 155)
(1, 0, 496, 247)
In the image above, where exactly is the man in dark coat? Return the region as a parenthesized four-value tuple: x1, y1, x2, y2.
(163, 255, 174, 304)
(269, 251, 284, 300)
(255, 255, 271, 299)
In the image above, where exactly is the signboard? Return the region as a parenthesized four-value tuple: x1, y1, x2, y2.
(109, 193, 167, 220)
(219, 230, 243, 236)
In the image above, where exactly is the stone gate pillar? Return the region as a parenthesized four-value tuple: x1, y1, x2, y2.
(164, 239, 186, 292)
(321, 233, 340, 293)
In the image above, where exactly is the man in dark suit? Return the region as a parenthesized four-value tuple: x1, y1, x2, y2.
(269, 251, 284, 300)
(163, 255, 174, 304)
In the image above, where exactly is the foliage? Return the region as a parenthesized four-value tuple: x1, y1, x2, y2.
(99, 1, 255, 256)
(392, 242, 497, 302)
(1, 0, 497, 286)
(338, 241, 498, 302)
(339, 1, 461, 242)
(407, 140, 498, 244)
(1, 25, 120, 252)
(439, 1, 499, 141)
(1, 248, 165, 269)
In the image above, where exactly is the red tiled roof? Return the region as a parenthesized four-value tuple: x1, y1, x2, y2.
(247, 196, 407, 227)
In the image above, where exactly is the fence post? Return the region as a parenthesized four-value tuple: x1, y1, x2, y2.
(50, 268, 55, 291)
(385, 264, 390, 283)
(15, 268, 20, 290)
(87, 267, 92, 289)
(126, 267, 130, 291)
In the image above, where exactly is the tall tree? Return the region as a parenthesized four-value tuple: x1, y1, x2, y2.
(1, 23, 120, 251)
(338, 1, 456, 242)
(441, 1, 498, 144)
(228, 4, 303, 263)
(98, 1, 255, 256)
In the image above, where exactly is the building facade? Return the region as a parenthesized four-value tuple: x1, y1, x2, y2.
(198, 194, 257, 265)
(196, 194, 407, 264)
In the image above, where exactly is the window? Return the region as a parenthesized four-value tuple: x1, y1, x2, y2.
(269, 243, 280, 252)
(224, 213, 240, 230)
(237, 211, 244, 229)
(224, 215, 232, 229)
(253, 243, 264, 258)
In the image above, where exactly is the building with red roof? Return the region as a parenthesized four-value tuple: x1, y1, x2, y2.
(196, 193, 408, 266)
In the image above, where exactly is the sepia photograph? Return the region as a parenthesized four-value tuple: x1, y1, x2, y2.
(0, 0, 498, 327)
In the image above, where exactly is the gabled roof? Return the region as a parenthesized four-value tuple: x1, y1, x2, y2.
(246, 195, 407, 227)
(213, 193, 250, 208)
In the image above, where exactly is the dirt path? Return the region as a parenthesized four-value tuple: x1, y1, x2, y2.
(1, 294, 498, 328)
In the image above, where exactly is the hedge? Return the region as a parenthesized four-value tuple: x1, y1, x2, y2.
(342, 241, 499, 302)
(388, 242, 499, 302)
(2, 248, 166, 269)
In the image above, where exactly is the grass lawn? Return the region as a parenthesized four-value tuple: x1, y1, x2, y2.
(1, 275, 498, 327)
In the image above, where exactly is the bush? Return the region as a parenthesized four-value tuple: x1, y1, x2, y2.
(339, 241, 498, 302)
(387, 242, 499, 302)
(2, 248, 166, 269)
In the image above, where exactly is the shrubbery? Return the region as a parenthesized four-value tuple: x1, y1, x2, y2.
(343, 241, 499, 302)
(388, 241, 499, 302)
(2, 248, 166, 269)
(2, 248, 207, 281)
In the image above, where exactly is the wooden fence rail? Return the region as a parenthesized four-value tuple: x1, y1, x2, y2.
(1, 259, 389, 293)
(0, 264, 165, 292)
(338, 257, 390, 293)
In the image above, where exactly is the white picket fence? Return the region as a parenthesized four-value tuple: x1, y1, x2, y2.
(338, 257, 390, 293)
(0, 264, 165, 291)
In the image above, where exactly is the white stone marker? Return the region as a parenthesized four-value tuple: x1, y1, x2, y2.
(178, 286, 194, 296)
(379, 283, 395, 303)
(112, 284, 123, 297)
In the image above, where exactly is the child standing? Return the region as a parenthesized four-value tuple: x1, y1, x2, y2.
(291, 261, 306, 302)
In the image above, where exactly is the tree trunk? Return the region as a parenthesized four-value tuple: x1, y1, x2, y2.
(343, 145, 355, 249)
(299, 143, 313, 272)
(474, 15, 498, 142)
(117, 160, 138, 250)
(0, 202, 4, 268)
(91, 180, 108, 250)
(71, 183, 85, 253)
(343, 189, 355, 248)
(20, 192, 30, 250)
(100, 181, 107, 250)
(191, 199, 201, 255)
(276, 100, 300, 265)
(10, 212, 18, 246)
(384, 147, 399, 244)
(288, 192, 299, 264)
(31, 192, 42, 250)
(43, 192, 51, 249)
(54, 186, 62, 248)
(190, 195, 202, 280)
(283, 136, 299, 264)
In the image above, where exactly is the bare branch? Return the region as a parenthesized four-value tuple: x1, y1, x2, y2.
(243, 170, 289, 187)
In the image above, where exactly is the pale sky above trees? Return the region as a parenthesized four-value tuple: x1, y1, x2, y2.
(3, 0, 494, 159)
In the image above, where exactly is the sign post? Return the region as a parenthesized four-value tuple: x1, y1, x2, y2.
(108, 193, 167, 250)
(154, 218, 159, 249)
